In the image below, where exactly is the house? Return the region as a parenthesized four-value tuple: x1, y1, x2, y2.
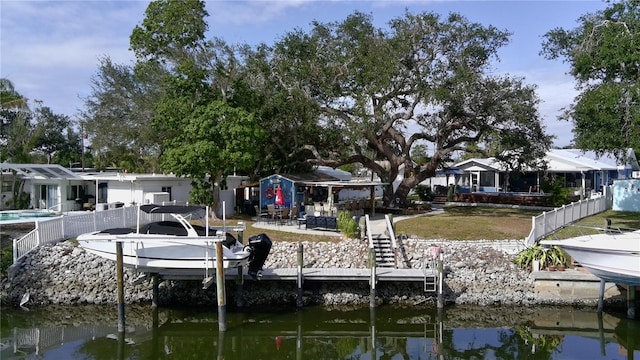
(421, 148, 639, 197)
(1, 163, 87, 211)
(77, 170, 193, 210)
(0, 163, 248, 215)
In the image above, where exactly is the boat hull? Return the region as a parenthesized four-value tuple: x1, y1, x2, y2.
(541, 230, 640, 286)
(78, 232, 251, 272)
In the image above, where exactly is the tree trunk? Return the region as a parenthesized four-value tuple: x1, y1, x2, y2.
(392, 181, 413, 208)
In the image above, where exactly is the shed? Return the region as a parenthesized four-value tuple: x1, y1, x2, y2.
(259, 171, 386, 216)
(259, 173, 340, 211)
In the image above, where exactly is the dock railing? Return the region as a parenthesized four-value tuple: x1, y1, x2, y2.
(524, 187, 612, 247)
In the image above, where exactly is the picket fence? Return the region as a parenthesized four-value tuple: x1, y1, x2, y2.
(524, 188, 613, 247)
(12, 206, 168, 264)
(12, 192, 613, 262)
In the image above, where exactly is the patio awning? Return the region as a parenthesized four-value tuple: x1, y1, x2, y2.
(0, 163, 81, 179)
(296, 180, 387, 189)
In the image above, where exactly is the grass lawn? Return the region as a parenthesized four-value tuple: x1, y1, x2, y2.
(223, 207, 639, 242)
(394, 207, 541, 240)
(551, 210, 640, 239)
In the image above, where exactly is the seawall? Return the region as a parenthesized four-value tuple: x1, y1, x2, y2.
(0, 237, 626, 309)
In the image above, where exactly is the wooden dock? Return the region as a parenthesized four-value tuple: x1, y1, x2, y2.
(159, 267, 437, 283)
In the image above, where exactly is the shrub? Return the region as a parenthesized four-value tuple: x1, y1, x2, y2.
(413, 185, 433, 201)
(541, 178, 572, 206)
(514, 244, 569, 270)
(337, 210, 359, 239)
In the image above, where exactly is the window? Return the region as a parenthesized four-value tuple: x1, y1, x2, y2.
(161, 186, 172, 201)
(1, 181, 11, 192)
(480, 172, 495, 187)
(98, 183, 108, 203)
(67, 185, 84, 200)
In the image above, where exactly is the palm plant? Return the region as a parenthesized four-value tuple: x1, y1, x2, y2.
(514, 244, 568, 270)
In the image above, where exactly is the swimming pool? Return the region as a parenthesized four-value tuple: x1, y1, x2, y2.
(0, 210, 58, 225)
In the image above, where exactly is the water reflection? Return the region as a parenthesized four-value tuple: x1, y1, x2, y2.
(1, 305, 638, 359)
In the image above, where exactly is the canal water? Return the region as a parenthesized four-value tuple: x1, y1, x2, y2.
(1, 304, 638, 359)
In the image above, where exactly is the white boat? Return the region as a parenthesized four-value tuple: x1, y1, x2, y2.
(541, 228, 640, 286)
(77, 205, 270, 276)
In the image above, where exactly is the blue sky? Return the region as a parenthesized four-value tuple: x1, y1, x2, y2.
(1, 0, 607, 147)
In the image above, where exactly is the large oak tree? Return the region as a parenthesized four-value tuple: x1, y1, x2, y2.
(266, 11, 551, 206)
(542, 0, 640, 159)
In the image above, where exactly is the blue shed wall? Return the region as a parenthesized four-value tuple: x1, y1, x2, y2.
(259, 175, 305, 211)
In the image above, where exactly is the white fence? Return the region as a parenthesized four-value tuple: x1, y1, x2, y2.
(5, 325, 115, 357)
(12, 206, 166, 263)
(524, 189, 613, 247)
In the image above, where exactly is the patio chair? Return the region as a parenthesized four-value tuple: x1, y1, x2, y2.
(266, 204, 276, 224)
(289, 206, 299, 225)
(277, 207, 290, 225)
(254, 205, 269, 223)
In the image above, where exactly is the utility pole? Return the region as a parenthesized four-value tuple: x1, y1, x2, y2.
(80, 121, 85, 171)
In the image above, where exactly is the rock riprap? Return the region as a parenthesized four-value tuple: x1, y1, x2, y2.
(0, 237, 546, 308)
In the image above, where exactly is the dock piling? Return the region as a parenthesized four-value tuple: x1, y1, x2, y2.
(152, 273, 159, 308)
(116, 241, 125, 333)
(215, 241, 227, 332)
(236, 224, 245, 307)
(437, 248, 444, 309)
(627, 285, 637, 320)
(597, 279, 605, 312)
(296, 243, 304, 308)
(369, 248, 376, 308)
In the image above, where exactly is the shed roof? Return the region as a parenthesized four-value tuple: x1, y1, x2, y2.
(261, 173, 340, 183)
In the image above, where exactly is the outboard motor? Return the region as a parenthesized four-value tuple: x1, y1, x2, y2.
(247, 233, 272, 279)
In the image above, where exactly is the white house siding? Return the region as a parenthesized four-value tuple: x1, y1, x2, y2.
(138, 179, 191, 205)
(105, 181, 139, 206)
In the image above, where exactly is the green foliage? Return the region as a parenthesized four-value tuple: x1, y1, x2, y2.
(15, 191, 30, 210)
(188, 179, 214, 206)
(31, 106, 78, 164)
(129, 0, 208, 62)
(548, 246, 569, 267)
(81, 57, 164, 172)
(268, 11, 551, 207)
(337, 210, 359, 239)
(541, 177, 571, 206)
(413, 185, 433, 201)
(160, 100, 265, 207)
(514, 245, 545, 270)
(0, 248, 11, 276)
(514, 244, 568, 270)
(411, 144, 430, 165)
(541, 0, 640, 158)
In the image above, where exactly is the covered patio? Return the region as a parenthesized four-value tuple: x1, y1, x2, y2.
(257, 173, 386, 230)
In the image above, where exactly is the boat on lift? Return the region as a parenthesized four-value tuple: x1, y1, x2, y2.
(77, 204, 271, 277)
(541, 227, 640, 286)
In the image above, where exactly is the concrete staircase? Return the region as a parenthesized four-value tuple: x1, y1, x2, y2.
(370, 234, 396, 268)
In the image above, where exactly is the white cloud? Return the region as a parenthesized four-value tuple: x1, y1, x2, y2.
(0, 0, 601, 142)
